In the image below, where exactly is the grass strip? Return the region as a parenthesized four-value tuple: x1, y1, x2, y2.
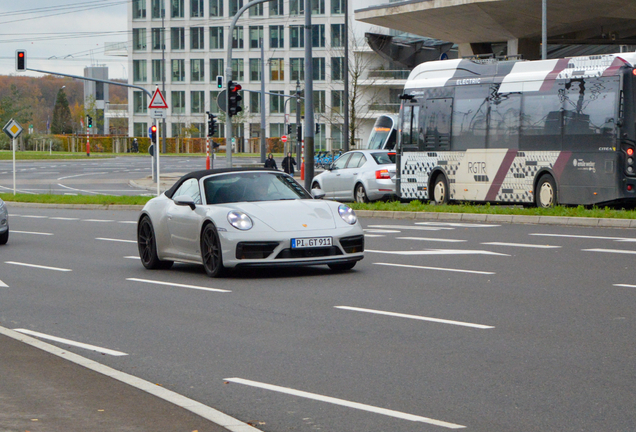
(0, 193, 152, 206)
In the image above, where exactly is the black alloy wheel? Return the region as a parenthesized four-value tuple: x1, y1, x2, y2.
(138, 216, 173, 270)
(201, 223, 225, 277)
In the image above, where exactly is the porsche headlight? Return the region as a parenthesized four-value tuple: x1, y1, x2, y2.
(228, 211, 253, 230)
(338, 204, 357, 225)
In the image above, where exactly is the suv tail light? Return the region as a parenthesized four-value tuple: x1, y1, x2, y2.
(376, 169, 390, 179)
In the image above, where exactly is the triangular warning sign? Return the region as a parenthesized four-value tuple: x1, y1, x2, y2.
(148, 88, 168, 109)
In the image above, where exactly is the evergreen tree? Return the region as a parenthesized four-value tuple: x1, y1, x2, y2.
(51, 88, 73, 134)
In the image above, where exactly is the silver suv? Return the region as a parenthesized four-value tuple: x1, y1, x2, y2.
(0, 197, 9, 245)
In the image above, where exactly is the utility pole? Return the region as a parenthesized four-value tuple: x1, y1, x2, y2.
(296, 80, 301, 167)
(260, 37, 266, 163)
(304, 0, 315, 190)
(343, 0, 350, 151)
(541, 0, 547, 60)
(161, 5, 167, 153)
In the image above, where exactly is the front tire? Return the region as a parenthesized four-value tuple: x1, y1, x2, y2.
(328, 262, 356, 272)
(535, 174, 557, 208)
(432, 175, 449, 205)
(201, 223, 225, 277)
(138, 216, 173, 270)
(354, 184, 369, 203)
(0, 229, 8, 245)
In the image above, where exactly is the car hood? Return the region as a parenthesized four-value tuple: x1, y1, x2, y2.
(236, 200, 337, 232)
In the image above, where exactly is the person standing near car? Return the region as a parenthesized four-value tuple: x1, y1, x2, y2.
(281, 152, 297, 175)
(264, 153, 278, 170)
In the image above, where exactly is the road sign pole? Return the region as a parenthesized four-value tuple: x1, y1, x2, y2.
(206, 136, 211, 169)
(12, 138, 16, 195)
(86, 126, 90, 157)
(156, 121, 161, 197)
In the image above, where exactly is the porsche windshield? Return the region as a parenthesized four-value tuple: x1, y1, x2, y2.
(204, 172, 312, 204)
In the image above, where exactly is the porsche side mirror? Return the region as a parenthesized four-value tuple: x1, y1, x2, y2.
(174, 195, 196, 210)
(311, 189, 326, 199)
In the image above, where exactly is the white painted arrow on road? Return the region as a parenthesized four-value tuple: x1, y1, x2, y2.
(0, 279, 7, 287)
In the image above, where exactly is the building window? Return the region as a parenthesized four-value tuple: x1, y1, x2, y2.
(191, 91, 205, 114)
(250, 92, 260, 114)
(190, 27, 204, 49)
(210, 0, 223, 17)
(290, 58, 304, 82)
(270, 59, 284, 81)
(229, 0, 243, 16)
(210, 91, 221, 113)
(210, 58, 224, 80)
(133, 60, 147, 83)
(191, 59, 205, 82)
(190, 122, 205, 137)
(133, 91, 147, 114)
(290, 0, 303, 15)
(331, 24, 344, 48)
(312, 24, 325, 48)
(134, 122, 148, 137)
(172, 91, 186, 114)
(171, 122, 185, 137)
(232, 27, 244, 49)
(313, 58, 325, 81)
(171, 0, 184, 18)
(270, 25, 284, 49)
(249, 3, 263, 16)
(331, 124, 344, 148)
(331, 90, 344, 114)
(312, 0, 325, 15)
(152, 0, 165, 18)
(133, 28, 147, 51)
(152, 59, 165, 83)
(270, 0, 283, 16)
(249, 26, 263, 49)
(191, 0, 204, 17)
(133, 0, 146, 18)
(331, 57, 344, 81)
(171, 59, 185, 82)
(331, 0, 344, 14)
(270, 91, 284, 113)
(231, 58, 244, 81)
(290, 26, 304, 48)
(270, 123, 285, 137)
(314, 90, 326, 113)
(152, 28, 165, 50)
(171, 27, 185, 50)
(249, 58, 261, 82)
(209, 26, 224, 49)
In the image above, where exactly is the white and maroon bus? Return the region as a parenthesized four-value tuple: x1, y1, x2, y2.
(397, 53, 636, 207)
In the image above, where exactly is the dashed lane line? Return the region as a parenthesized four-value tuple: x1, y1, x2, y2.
(582, 248, 636, 255)
(481, 242, 561, 249)
(335, 306, 494, 329)
(397, 237, 466, 243)
(375, 262, 495, 275)
(96, 237, 136, 243)
(614, 284, 636, 288)
(367, 225, 454, 231)
(126, 278, 231, 293)
(367, 249, 508, 256)
(11, 230, 54, 236)
(12, 329, 128, 356)
(224, 377, 465, 429)
(5, 261, 72, 272)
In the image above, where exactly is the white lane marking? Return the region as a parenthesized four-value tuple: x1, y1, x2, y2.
(49, 217, 80, 221)
(368, 225, 454, 231)
(367, 249, 508, 256)
(12, 329, 127, 356)
(375, 262, 495, 275)
(335, 306, 494, 329)
(397, 237, 466, 243)
(14, 215, 48, 219)
(96, 237, 136, 244)
(0, 327, 260, 432)
(118, 221, 138, 224)
(364, 234, 385, 238)
(582, 248, 636, 255)
(124, 256, 140, 259)
(364, 229, 400, 233)
(224, 377, 465, 429)
(83, 219, 115, 223)
(57, 172, 108, 180)
(481, 242, 561, 249)
(530, 233, 636, 241)
(416, 222, 500, 228)
(57, 184, 105, 195)
(0, 279, 7, 288)
(614, 284, 636, 288)
(11, 230, 54, 236)
(5, 261, 72, 272)
(126, 278, 231, 293)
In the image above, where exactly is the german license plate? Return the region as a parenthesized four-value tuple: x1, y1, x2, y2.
(291, 237, 333, 249)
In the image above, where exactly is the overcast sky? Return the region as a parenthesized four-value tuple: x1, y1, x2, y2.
(0, 0, 129, 79)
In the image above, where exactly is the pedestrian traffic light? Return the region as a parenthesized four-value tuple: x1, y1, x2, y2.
(87, 115, 93, 128)
(207, 112, 217, 137)
(227, 81, 243, 117)
(150, 124, 157, 144)
(16, 50, 26, 71)
(216, 75, 223, 89)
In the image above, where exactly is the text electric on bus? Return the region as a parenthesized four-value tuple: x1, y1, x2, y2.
(397, 53, 636, 207)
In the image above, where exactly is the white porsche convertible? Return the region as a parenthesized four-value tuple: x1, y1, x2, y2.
(137, 168, 364, 277)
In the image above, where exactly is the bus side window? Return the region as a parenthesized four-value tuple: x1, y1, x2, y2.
(424, 98, 453, 150)
(401, 105, 418, 151)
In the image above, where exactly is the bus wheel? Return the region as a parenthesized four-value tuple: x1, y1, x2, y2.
(432, 175, 449, 205)
(535, 174, 557, 208)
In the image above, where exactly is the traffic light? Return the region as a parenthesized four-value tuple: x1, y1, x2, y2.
(227, 81, 243, 117)
(16, 50, 26, 71)
(315, 124, 320, 134)
(216, 75, 223, 89)
(287, 124, 292, 135)
(87, 115, 93, 128)
(150, 124, 157, 143)
(207, 112, 217, 137)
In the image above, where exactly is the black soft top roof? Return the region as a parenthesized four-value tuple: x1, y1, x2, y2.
(164, 167, 278, 198)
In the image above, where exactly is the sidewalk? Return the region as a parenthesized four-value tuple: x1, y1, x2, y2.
(0, 327, 255, 432)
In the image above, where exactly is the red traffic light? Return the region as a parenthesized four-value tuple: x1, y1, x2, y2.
(230, 83, 242, 92)
(151, 125, 157, 132)
(16, 49, 26, 71)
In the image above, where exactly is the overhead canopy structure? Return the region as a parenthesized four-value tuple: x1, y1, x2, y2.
(355, 0, 636, 59)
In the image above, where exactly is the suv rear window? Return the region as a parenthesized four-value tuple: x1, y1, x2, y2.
(372, 152, 396, 165)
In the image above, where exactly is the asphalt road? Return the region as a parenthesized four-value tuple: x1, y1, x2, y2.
(0, 155, 261, 195)
(1, 207, 635, 431)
